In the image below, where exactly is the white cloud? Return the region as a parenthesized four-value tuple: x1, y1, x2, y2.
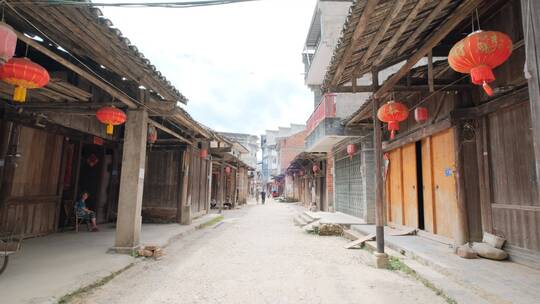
(99, 0, 317, 136)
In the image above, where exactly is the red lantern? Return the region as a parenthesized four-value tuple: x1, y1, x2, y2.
(448, 30, 512, 96)
(312, 164, 320, 174)
(225, 166, 231, 175)
(96, 106, 126, 135)
(147, 124, 157, 144)
(200, 148, 208, 159)
(299, 170, 304, 177)
(377, 100, 409, 139)
(346, 144, 356, 160)
(0, 22, 17, 65)
(414, 107, 429, 123)
(0, 57, 49, 102)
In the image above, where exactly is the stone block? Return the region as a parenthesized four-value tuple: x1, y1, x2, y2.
(318, 224, 343, 236)
(456, 244, 478, 259)
(472, 242, 508, 260)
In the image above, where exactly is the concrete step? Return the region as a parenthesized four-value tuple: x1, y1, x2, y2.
(302, 220, 320, 233)
(299, 212, 315, 224)
(293, 215, 308, 227)
(300, 211, 317, 223)
(352, 235, 504, 304)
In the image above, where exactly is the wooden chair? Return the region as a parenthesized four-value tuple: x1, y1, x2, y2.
(63, 200, 90, 232)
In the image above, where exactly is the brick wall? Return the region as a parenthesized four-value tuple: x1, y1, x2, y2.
(278, 130, 307, 172)
(326, 152, 334, 211)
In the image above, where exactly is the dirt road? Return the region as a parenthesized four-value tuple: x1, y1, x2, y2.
(70, 201, 446, 304)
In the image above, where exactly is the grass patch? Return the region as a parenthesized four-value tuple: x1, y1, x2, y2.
(58, 263, 134, 304)
(198, 215, 224, 229)
(386, 256, 457, 304)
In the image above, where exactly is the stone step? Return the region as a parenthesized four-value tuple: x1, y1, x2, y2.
(302, 220, 320, 233)
(293, 215, 308, 227)
(299, 212, 315, 224)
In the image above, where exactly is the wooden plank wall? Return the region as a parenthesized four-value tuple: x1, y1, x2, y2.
(189, 147, 210, 216)
(487, 102, 539, 251)
(142, 150, 182, 222)
(0, 126, 64, 236)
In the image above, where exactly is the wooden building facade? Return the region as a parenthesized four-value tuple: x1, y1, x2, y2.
(323, 0, 540, 268)
(0, 3, 214, 252)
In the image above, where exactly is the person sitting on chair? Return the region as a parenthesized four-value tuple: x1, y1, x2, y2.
(75, 191, 99, 232)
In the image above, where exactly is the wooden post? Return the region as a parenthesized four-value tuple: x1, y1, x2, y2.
(372, 68, 387, 264)
(373, 97, 385, 255)
(521, 0, 540, 201)
(180, 146, 192, 225)
(206, 156, 213, 213)
(114, 109, 148, 252)
(219, 160, 225, 213)
(453, 123, 470, 245)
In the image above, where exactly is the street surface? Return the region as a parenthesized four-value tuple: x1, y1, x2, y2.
(71, 200, 446, 304)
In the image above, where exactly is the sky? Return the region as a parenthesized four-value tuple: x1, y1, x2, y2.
(99, 0, 317, 136)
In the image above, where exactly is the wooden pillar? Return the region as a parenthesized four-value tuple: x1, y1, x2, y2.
(372, 97, 385, 254)
(372, 68, 386, 259)
(219, 160, 225, 213)
(179, 146, 192, 225)
(453, 123, 470, 245)
(114, 109, 148, 253)
(206, 157, 213, 213)
(521, 0, 540, 201)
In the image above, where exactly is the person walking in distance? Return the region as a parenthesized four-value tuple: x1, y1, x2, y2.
(260, 189, 266, 204)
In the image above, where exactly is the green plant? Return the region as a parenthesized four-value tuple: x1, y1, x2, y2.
(199, 215, 224, 229)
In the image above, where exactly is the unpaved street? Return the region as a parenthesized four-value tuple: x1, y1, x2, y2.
(71, 201, 446, 304)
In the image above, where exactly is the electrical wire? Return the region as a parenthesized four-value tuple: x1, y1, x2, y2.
(3, 1, 202, 139)
(8, 0, 260, 9)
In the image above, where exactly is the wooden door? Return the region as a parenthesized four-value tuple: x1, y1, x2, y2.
(402, 144, 418, 227)
(421, 128, 458, 239)
(385, 143, 417, 228)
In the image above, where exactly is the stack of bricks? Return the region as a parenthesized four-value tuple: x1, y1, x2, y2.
(137, 245, 164, 259)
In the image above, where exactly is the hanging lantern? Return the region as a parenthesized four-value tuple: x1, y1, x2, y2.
(96, 106, 126, 135)
(346, 144, 357, 160)
(0, 57, 49, 102)
(414, 107, 429, 123)
(448, 30, 512, 96)
(200, 148, 208, 159)
(377, 100, 409, 139)
(0, 22, 17, 65)
(299, 170, 304, 177)
(312, 164, 320, 174)
(147, 124, 157, 144)
(225, 166, 231, 175)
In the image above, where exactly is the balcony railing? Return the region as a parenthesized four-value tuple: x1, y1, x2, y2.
(306, 93, 336, 134)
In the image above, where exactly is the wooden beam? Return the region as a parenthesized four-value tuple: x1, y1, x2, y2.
(210, 147, 232, 153)
(373, 0, 429, 66)
(428, 50, 434, 92)
(16, 31, 138, 109)
(335, 84, 471, 93)
(397, 0, 452, 55)
(375, 0, 483, 98)
(451, 87, 529, 120)
(382, 117, 452, 152)
(330, 0, 379, 87)
(359, 0, 407, 66)
(148, 119, 193, 145)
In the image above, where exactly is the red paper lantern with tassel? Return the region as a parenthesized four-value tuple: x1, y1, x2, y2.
(200, 148, 208, 159)
(225, 166, 231, 175)
(377, 100, 409, 139)
(312, 164, 320, 174)
(0, 22, 17, 65)
(448, 30, 512, 96)
(346, 144, 356, 160)
(96, 106, 126, 135)
(414, 107, 429, 123)
(147, 124, 157, 144)
(0, 57, 49, 102)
